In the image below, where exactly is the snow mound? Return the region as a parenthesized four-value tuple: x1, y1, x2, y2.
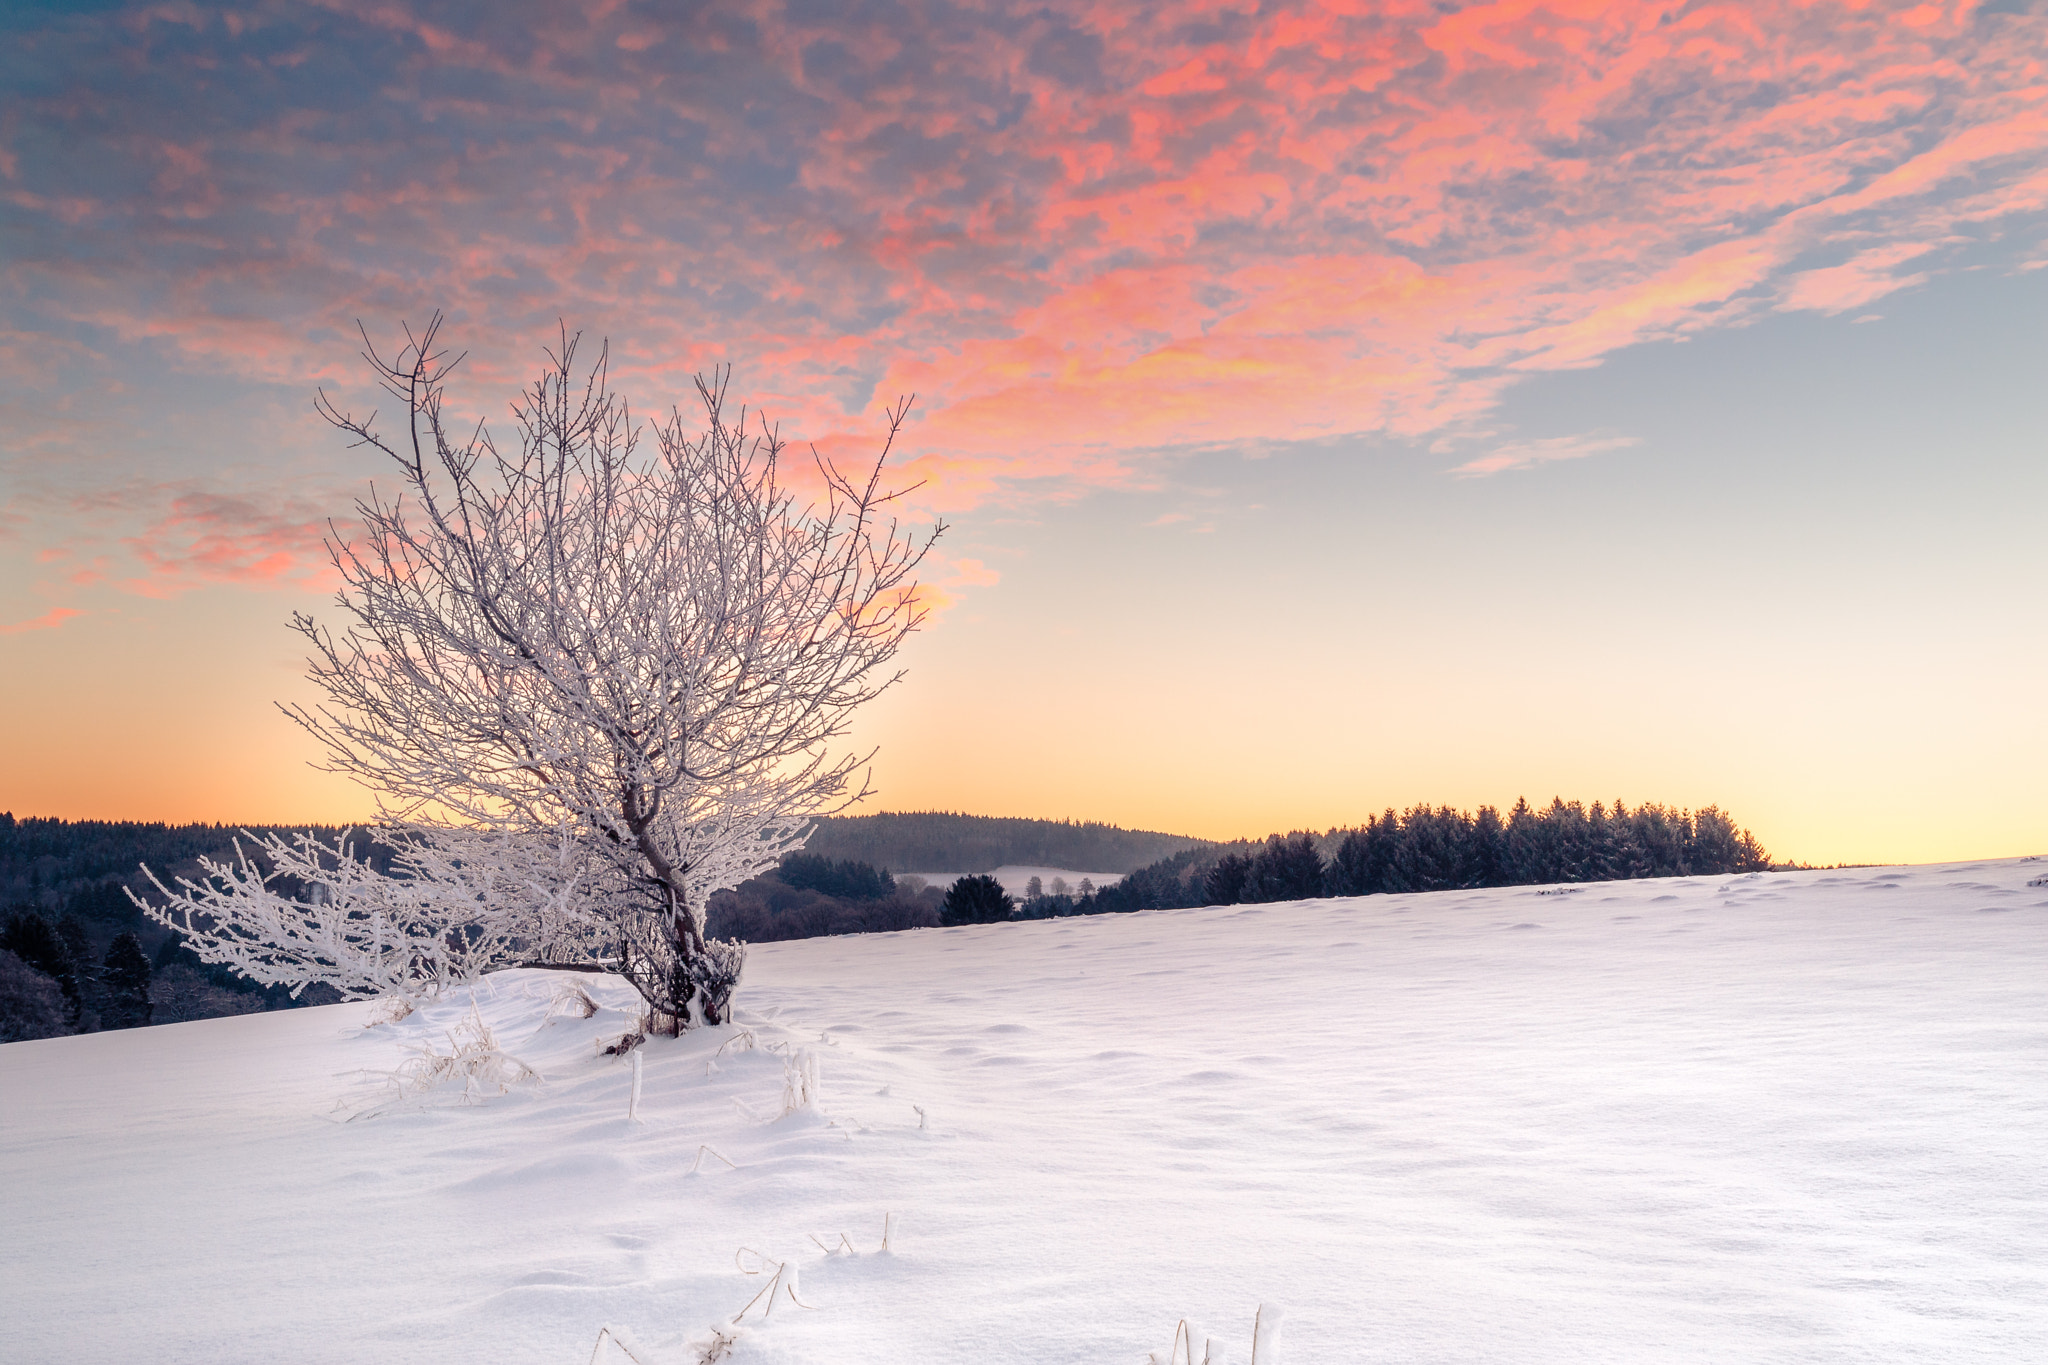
(4, 858, 2046, 1362)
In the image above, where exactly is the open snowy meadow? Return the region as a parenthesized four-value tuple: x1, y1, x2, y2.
(4, 859, 2045, 1363)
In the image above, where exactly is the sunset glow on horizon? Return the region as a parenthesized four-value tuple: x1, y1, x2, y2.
(3, 0, 2043, 865)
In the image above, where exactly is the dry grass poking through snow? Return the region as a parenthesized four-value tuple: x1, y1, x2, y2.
(343, 1000, 542, 1118)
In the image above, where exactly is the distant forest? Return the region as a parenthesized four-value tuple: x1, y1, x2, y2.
(799, 811, 1204, 874)
(710, 798, 1774, 942)
(2, 798, 1772, 1039)
(1, 814, 349, 1041)
(1073, 798, 1771, 916)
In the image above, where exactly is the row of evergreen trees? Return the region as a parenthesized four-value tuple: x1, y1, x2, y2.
(0, 812, 344, 906)
(1071, 799, 1771, 914)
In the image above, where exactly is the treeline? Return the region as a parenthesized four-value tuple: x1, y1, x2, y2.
(705, 854, 945, 942)
(719, 797, 1771, 943)
(1, 799, 1772, 1040)
(0, 813, 323, 905)
(0, 814, 349, 1041)
(1069, 799, 1770, 915)
(799, 811, 1204, 874)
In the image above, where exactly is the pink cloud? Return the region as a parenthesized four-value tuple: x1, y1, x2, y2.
(119, 491, 348, 597)
(0, 0, 2039, 525)
(1450, 433, 1640, 479)
(0, 607, 85, 636)
(1778, 243, 1939, 315)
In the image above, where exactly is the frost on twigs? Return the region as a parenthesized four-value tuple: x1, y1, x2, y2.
(732, 1044, 822, 1122)
(298, 316, 941, 1034)
(546, 979, 600, 1022)
(603, 1030, 646, 1057)
(586, 1326, 657, 1365)
(809, 1213, 893, 1255)
(342, 1001, 541, 1119)
(690, 1144, 737, 1174)
(731, 1248, 819, 1320)
(781, 1047, 821, 1115)
(130, 825, 609, 1004)
(684, 1324, 740, 1364)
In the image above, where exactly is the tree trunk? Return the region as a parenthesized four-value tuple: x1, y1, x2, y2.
(618, 879, 742, 1036)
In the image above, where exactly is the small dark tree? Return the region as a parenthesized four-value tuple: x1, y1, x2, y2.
(940, 874, 1014, 926)
(0, 948, 69, 1042)
(1736, 827, 1772, 872)
(101, 932, 152, 1029)
(1, 910, 81, 1029)
(1202, 852, 1252, 905)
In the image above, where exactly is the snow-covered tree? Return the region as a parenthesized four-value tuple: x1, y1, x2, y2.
(135, 826, 611, 1003)
(276, 317, 937, 1029)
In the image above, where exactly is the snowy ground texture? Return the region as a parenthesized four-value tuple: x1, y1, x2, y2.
(5, 859, 2047, 1364)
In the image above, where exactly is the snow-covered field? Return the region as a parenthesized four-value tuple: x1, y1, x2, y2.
(4, 859, 2045, 1363)
(901, 864, 1125, 897)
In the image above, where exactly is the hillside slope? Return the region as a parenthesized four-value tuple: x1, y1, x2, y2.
(800, 810, 1206, 874)
(4, 859, 2045, 1362)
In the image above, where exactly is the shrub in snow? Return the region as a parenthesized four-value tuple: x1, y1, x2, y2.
(348, 1002, 540, 1116)
(231, 317, 939, 1033)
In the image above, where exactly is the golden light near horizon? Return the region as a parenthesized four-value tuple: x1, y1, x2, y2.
(2, 0, 2045, 865)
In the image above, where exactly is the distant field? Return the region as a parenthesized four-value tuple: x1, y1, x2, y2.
(897, 865, 1126, 898)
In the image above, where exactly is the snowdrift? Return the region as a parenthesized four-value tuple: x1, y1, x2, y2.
(4, 859, 2045, 1362)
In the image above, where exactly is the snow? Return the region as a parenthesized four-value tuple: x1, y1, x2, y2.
(4, 859, 2046, 1363)
(901, 864, 1125, 897)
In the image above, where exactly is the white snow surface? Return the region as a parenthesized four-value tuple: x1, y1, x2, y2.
(4, 859, 2046, 1363)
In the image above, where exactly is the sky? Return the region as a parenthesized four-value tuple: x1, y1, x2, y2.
(1, 0, 2043, 865)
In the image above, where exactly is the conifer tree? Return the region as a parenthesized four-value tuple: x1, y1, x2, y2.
(1326, 829, 1373, 896)
(940, 874, 1015, 926)
(1243, 832, 1326, 903)
(1202, 853, 1252, 905)
(1469, 806, 1509, 887)
(101, 932, 152, 1029)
